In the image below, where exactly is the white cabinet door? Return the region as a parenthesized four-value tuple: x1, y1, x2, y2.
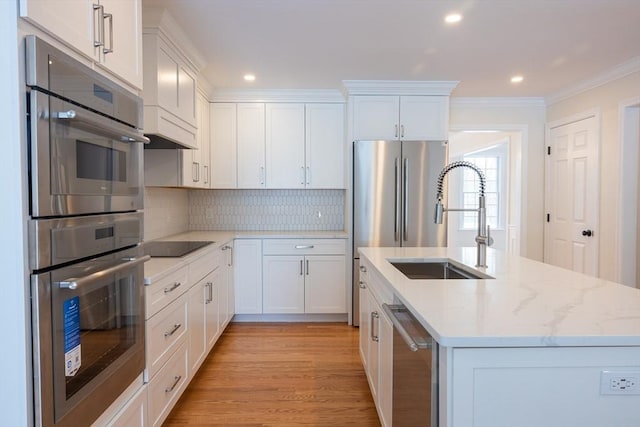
(20, 0, 95, 58)
(265, 103, 305, 188)
(368, 295, 381, 402)
(97, 0, 142, 89)
(105, 384, 147, 427)
(305, 103, 345, 188)
(263, 255, 305, 313)
(205, 270, 220, 351)
(358, 282, 371, 372)
(187, 279, 207, 375)
(378, 307, 393, 427)
(178, 65, 197, 127)
(154, 40, 179, 110)
(399, 95, 449, 141)
(237, 103, 266, 188)
(210, 103, 237, 188)
(304, 255, 346, 313)
(352, 96, 400, 141)
(234, 239, 263, 314)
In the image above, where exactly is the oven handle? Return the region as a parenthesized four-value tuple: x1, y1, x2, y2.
(57, 255, 150, 290)
(55, 109, 150, 144)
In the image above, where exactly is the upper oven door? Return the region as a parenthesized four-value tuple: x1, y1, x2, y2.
(29, 91, 145, 217)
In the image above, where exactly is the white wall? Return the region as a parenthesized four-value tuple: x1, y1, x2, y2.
(0, 2, 31, 425)
(546, 71, 640, 282)
(144, 187, 190, 240)
(450, 99, 546, 260)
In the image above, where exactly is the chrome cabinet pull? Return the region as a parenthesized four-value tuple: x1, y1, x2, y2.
(260, 166, 265, 185)
(164, 323, 181, 338)
(306, 166, 310, 185)
(305, 259, 309, 275)
(222, 245, 233, 266)
(163, 282, 181, 294)
(300, 166, 305, 185)
(57, 255, 150, 290)
(165, 375, 182, 393)
(93, 4, 104, 48)
(370, 311, 380, 342)
(295, 245, 314, 249)
(103, 12, 113, 54)
(400, 124, 405, 138)
(394, 124, 398, 138)
(299, 259, 303, 276)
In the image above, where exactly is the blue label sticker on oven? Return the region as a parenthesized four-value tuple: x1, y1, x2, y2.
(63, 296, 81, 377)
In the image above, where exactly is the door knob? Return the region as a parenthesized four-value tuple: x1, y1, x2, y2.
(582, 229, 593, 237)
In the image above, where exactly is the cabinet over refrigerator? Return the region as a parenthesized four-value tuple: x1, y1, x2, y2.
(352, 140, 447, 325)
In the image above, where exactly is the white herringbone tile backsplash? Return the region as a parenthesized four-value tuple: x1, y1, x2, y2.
(189, 189, 345, 231)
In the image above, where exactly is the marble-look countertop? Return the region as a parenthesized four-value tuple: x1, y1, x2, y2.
(144, 230, 348, 283)
(359, 246, 640, 348)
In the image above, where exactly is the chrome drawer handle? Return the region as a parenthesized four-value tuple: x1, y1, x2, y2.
(164, 282, 181, 294)
(295, 245, 314, 249)
(165, 375, 182, 393)
(164, 323, 181, 338)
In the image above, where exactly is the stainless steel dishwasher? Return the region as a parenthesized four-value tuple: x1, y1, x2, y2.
(383, 304, 439, 427)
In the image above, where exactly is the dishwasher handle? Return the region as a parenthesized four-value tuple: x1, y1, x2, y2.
(382, 303, 434, 352)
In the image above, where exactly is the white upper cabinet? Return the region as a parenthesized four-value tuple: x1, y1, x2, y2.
(266, 103, 306, 189)
(20, 0, 143, 89)
(352, 95, 449, 141)
(237, 103, 266, 188)
(210, 103, 238, 189)
(305, 103, 345, 189)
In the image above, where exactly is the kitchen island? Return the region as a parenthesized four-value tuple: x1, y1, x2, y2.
(358, 246, 640, 427)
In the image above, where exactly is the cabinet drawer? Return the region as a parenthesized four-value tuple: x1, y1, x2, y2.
(147, 341, 189, 427)
(262, 239, 346, 255)
(146, 293, 188, 380)
(146, 265, 188, 319)
(189, 248, 217, 286)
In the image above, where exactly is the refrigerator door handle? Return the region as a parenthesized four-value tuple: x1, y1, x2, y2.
(403, 157, 409, 241)
(394, 157, 400, 241)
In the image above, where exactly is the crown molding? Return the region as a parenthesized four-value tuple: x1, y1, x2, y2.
(142, 7, 207, 72)
(342, 80, 459, 96)
(210, 89, 346, 103)
(451, 97, 546, 108)
(546, 56, 640, 106)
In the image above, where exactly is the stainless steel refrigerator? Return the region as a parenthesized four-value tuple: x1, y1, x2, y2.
(352, 140, 448, 325)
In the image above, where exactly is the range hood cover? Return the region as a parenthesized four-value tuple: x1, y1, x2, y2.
(144, 134, 194, 149)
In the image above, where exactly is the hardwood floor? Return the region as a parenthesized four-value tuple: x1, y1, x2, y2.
(163, 322, 380, 427)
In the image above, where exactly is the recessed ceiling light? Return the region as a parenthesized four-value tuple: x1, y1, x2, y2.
(510, 75, 524, 83)
(444, 13, 462, 24)
(244, 74, 256, 82)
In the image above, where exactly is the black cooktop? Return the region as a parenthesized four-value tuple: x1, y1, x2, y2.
(143, 241, 215, 257)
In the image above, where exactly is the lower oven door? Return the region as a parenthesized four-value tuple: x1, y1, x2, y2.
(32, 247, 148, 427)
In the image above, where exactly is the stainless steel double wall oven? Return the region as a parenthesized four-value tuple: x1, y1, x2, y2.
(26, 36, 149, 427)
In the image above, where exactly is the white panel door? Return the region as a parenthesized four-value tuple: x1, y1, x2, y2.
(304, 255, 346, 313)
(352, 96, 400, 141)
(265, 103, 305, 188)
(399, 95, 449, 141)
(305, 103, 345, 188)
(177, 65, 197, 126)
(546, 116, 599, 276)
(97, 0, 142, 89)
(237, 103, 266, 188)
(210, 103, 237, 188)
(233, 239, 263, 314)
(262, 255, 305, 313)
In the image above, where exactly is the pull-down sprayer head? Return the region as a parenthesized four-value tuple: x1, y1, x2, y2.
(433, 160, 486, 224)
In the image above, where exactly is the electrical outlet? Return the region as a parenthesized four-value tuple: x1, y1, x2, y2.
(601, 370, 640, 395)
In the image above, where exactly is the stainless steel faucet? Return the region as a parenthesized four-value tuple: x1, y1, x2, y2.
(434, 161, 493, 267)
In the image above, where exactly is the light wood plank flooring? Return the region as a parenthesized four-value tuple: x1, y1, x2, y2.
(163, 322, 380, 427)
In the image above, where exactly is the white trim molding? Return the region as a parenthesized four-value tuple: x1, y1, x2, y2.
(342, 80, 459, 96)
(546, 56, 640, 106)
(451, 97, 546, 108)
(209, 89, 345, 103)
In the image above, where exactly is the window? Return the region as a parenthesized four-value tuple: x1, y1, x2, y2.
(461, 154, 502, 230)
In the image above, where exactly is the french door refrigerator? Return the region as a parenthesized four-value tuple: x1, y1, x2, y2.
(352, 140, 447, 325)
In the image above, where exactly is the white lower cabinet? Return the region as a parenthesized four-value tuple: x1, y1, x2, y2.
(147, 341, 189, 427)
(358, 259, 393, 427)
(262, 239, 347, 314)
(234, 239, 263, 314)
(105, 384, 147, 427)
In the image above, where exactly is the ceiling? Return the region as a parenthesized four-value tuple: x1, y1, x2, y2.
(141, 0, 640, 97)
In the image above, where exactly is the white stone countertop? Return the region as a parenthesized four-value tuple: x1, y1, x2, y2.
(359, 246, 640, 348)
(144, 230, 348, 283)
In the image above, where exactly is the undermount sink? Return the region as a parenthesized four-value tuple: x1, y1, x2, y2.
(390, 259, 493, 280)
